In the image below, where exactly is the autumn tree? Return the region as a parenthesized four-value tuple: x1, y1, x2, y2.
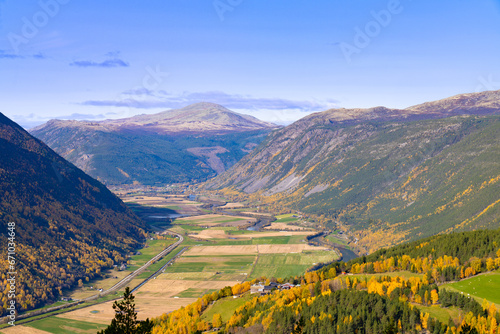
(213, 313, 223, 328)
(430, 289, 439, 305)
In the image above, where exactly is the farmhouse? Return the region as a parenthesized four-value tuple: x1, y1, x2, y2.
(250, 282, 296, 295)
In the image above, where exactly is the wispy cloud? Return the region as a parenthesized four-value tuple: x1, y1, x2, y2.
(70, 52, 129, 68)
(80, 90, 338, 112)
(0, 50, 23, 59)
(0, 50, 47, 59)
(70, 58, 129, 68)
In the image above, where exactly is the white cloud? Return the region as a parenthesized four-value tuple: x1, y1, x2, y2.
(80, 90, 338, 113)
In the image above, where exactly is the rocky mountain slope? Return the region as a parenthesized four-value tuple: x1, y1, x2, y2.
(31, 102, 278, 185)
(0, 112, 147, 315)
(205, 90, 500, 252)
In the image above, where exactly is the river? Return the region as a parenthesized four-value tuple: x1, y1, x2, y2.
(336, 246, 358, 262)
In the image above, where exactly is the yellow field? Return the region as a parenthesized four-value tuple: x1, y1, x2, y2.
(177, 256, 239, 263)
(135, 297, 198, 319)
(59, 297, 198, 323)
(135, 279, 239, 297)
(241, 231, 315, 239)
(123, 195, 199, 205)
(184, 244, 327, 256)
(178, 214, 255, 224)
(184, 245, 259, 256)
(189, 229, 315, 240)
(219, 202, 245, 208)
(178, 214, 228, 222)
(122, 196, 171, 205)
(58, 277, 241, 324)
(264, 222, 309, 231)
(0, 326, 51, 334)
(160, 272, 215, 280)
(189, 229, 232, 239)
(240, 212, 273, 217)
(257, 244, 327, 253)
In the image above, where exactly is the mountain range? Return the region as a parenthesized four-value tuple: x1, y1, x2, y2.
(3, 89, 500, 322)
(205, 90, 500, 252)
(0, 112, 146, 315)
(28, 91, 500, 253)
(31, 102, 278, 185)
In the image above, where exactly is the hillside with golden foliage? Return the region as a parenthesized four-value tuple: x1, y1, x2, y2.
(0, 112, 147, 316)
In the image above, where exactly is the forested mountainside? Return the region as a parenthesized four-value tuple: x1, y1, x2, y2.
(205, 90, 500, 253)
(30, 102, 277, 185)
(0, 112, 147, 316)
(153, 228, 500, 334)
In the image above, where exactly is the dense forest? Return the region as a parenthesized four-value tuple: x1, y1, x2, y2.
(333, 229, 500, 282)
(0, 113, 147, 316)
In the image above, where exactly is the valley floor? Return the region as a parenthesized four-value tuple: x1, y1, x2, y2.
(1, 191, 342, 333)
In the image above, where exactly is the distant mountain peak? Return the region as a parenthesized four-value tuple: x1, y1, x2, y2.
(299, 90, 500, 126)
(34, 102, 278, 135)
(177, 101, 231, 111)
(30, 102, 277, 185)
(407, 89, 500, 114)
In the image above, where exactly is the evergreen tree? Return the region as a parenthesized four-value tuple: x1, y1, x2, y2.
(98, 287, 153, 334)
(459, 324, 479, 334)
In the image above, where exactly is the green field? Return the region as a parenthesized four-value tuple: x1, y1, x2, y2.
(174, 217, 246, 225)
(127, 237, 177, 271)
(163, 255, 255, 274)
(26, 316, 107, 333)
(135, 245, 187, 279)
(441, 271, 500, 305)
(176, 288, 218, 298)
(325, 234, 350, 247)
(164, 214, 328, 282)
(176, 224, 206, 232)
(202, 294, 254, 322)
(275, 213, 301, 223)
(163, 205, 182, 211)
(180, 233, 307, 247)
(249, 251, 337, 279)
(413, 304, 461, 324)
(213, 235, 307, 246)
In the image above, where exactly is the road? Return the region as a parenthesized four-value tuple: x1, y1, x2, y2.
(84, 231, 184, 301)
(0, 230, 184, 325)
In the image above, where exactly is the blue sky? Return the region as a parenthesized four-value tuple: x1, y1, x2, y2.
(1, 0, 500, 128)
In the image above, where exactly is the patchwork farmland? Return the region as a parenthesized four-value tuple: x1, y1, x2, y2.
(10, 196, 340, 332)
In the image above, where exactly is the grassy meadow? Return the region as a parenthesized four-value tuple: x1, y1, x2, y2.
(441, 270, 500, 305)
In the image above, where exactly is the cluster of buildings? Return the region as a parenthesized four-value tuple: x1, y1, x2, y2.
(250, 282, 297, 295)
